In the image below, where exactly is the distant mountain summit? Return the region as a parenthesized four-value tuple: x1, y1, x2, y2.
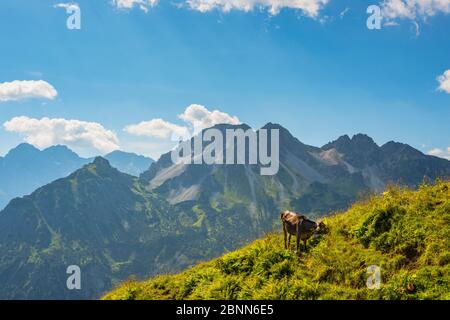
(322, 133, 449, 189)
(322, 133, 380, 166)
(0, 144, 153, 209)
(0, 143, 88, 209)
(140, 123, 449, 214)
(105, 150, 154, 177)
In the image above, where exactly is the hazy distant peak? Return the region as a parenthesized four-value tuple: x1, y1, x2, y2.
(5, 143, 40, 157)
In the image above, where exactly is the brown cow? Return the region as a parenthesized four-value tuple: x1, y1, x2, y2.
(280, 210, 327, 252)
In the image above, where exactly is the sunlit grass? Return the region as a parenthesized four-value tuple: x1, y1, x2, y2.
(104, 180, 450, 300)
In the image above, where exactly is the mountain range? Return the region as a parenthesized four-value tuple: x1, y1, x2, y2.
(142, 123, 449, 219)
(0, 123, 448, 299)
(0, 144, 154, 209)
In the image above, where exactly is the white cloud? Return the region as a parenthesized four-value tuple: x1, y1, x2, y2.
(0, 80, 58, 102)
(3, 116, 119, 156)
(112, 0, 158, 12)
(184, 0, 329, 17)
(178, 104, 241, 133)
(381, 0, 450, 21)
(124, 118, 190, 139)
(124, 104, 241, 141)
(109, 0, 330, 17)
(428, 147, 450, 160)
(54, 2, 80, 10)
(437, 69, 450, 93)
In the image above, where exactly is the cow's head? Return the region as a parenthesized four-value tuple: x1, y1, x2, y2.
(315, 221, 328, 235)
(280, 210, 293, 221)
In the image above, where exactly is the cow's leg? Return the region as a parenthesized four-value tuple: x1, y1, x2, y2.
(283, 225, 287, 249)
(303, 239, 307, 251)
(288, 234, 291, 250)
(296, 224, 300, 253)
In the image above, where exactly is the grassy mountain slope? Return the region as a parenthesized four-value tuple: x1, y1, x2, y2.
(1, 157, 297, 299)
(104, 180, 450, 300)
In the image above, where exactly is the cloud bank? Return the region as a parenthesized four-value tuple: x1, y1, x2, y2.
(0, 80, 58, 102)
(112, 0, 158, 12)
(381, 0, 450, 21)
(179, 104, 241, 133)
(3, 116, 119, 156)
(124, 104, 241, 140)
(111, 0, 329, 16)
(124, 118, 190, 139)
(184, 0, 329, 17)
(428, 147, 450, 160)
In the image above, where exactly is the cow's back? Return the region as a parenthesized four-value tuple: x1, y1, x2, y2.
(281, 211, 304, 235)
(298, 219, 317, 240)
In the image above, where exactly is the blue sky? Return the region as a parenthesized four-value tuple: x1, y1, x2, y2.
(0, 0, 449, 160)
